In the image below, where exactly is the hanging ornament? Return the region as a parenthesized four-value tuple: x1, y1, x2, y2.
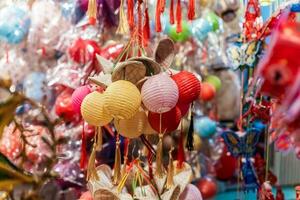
(196, 178, 217, 199)
(116, 0, 129, 34)
(155, 0, 162, 32)
(243, 0, 263, 41)
(72, 85, 92, 115)
(194, 117, 217, 138)
(199, 82, 216, 101)
(143, 7, 151, 47)
(104, 80, 141, 120)
(204, 75, 222, 91)
(187, 0, 195, 20)
(175, 0, 182, 33)
(141, 73, 179, 113)
(87, 0, 97, 25)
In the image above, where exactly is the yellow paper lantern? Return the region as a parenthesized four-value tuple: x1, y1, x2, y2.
(104, 80, 141, 119)
(81, 92, 113, 126)
(114, 110, 147, 138)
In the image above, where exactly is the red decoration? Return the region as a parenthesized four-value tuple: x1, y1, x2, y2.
(80, 122, 87, 169)
(257, 20, 300, 98)
(137, 0, 142, 56)
(177, 131, 186, 169)
(197, 178, 218, 199)
(68, 38, 101, 66)
(169, 0, 174, 24)
(143, 7, 151, 47)
(243, 0, 262, 41)
(199, 82, 216, 101)
(148, 106, 181, 133)
(127, 0, 134, 30)
(100, 43, 124, 60)
(215, 147, 237, 181)
(188, 0, 195, 20)
(176, 0, 182, 33)
(177, 103, 190, 117)
(172, 71, 201, 104)
(155, 0, 162, 32)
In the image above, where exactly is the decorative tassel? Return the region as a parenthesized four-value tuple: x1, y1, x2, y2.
(96, 127, 102, 151)
(113, 135, 122, 185)
(160, 0, 166, 12)
(143, 7, 151, 47)
(175, 0, 182, 33)
(80, 122, 87, 170)
(127, 0, 135, 30)
(121, 139, 129, 177)
(177, 129, 185, 169)
(137, 0, 143, 56)
(166, 147, 174, 189)
(87, 0, 97, 25)
(169, 0, 174, 24)
(188, 0, 195, 20)
(155, 0, 162, 32)
(116, 0, 129, 34)
(186, 113, 194, 151)
(155, 134, 165, 177)
(87, 144, 99, 180)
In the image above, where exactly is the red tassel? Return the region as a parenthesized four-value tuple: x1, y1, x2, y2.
(176, 0, 182, 33)
(127, 0, 134, 30)
(155, 0, 162, 32)
(169, 0, 174, 24)
(160, 0, 166, 13)
(177, 131, 185, 169)
(138, 0, 142, 56)
(148, 150, 153, 179)
(188, 0, 195, 20)
(80, 122, 87, 169)
(143, 7, 151, 47)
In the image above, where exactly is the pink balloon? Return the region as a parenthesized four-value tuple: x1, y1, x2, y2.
(71, 85, 91, 115)
(179, 184, 203, 200)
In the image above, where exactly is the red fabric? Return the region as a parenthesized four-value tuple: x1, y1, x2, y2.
(127, 0, 134, 30)
(187, 0, 195, 20)
(169, 0, 174, 24)
(176, 0, 182, 33)
(143, 7, 151, 47)
(155, 0, 162, 32)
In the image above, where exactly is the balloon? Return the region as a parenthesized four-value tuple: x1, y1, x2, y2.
(55, 89, 80, 122)
(205, 75, 222, 91)
(179, 184, 203, 200)
(215, 147, 237, 181)
(199, 82, 216, 101)
(71, 85, 91, 115)
(0, 5, 30, 44)
(167, 21, 191, 42)
(194, 117, 217, 138)
(177, 103, 190, 117)
(196, 178, 218, 199)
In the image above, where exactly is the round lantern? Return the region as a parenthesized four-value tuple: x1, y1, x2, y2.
(194, 117, 217, 138)
(104, 80, 141, 119)
(141, 73, 179, 113)
(114, 110, 147, 138)
(199, 82, 216, 101)
(81, 92, 113, 126)
(177, 103, 190, 117)
(179, 184, 203, 200)
(148, 106, 181, 133)
(171, 71, 201, 104)
(205, 75, 222, 91)
(55, 89, 79, 122)
(196, 178, 217, 199)
(71, 85, 91, 115)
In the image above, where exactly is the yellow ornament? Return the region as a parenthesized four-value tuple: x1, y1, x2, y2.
(104, 80, 141, 120)
(81, 92, 113, 126)
(114, 109, 147, 138)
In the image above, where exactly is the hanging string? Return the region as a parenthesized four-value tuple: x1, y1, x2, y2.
(127, 0, 135, 30)
(169, 0, 175, 24)
(113, 135, 122, 185)
(87, 0, 97, 25)
(188, 0, 195, 20)
(80, 121, 87, 170)
(137, 0, 143, 56)
(155, 0, 162, 32)
(143, 6, 151, 47)
(176, 0, 182, 33)
(186, 104, 194, 151)
(116, 0, 129, 34)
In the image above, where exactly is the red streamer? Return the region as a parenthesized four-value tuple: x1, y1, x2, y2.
(80, 122, 87, 169)
(169, 0, 174, 24)
(127, 0, 134, 30)
(155, 0, 162, 32)
(143, 7, 151, 47)
(160, 0, 166, 13)
(176, 0, 182, 33)
(188, 0, 195, 20)
(138, 0, 142, 56)
(177, 131, 186, 169)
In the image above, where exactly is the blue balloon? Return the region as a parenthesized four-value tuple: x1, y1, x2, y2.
(191, 18, 213, 42)
(194, 117, 217, 138)
(23, 72, 50, 102)
(0, 6, 31, 44)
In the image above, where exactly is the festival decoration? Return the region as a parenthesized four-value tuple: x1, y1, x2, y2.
(194, 117, 217, 138)
(196, 177, 217, 199)
(71, 85, 92, 115)
(199, 82, 216, 101)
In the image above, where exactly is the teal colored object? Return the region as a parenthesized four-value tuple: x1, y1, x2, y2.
(0, 6, 30, 44)
(167, 21, 191, 42)
(194, 117, 217, 138)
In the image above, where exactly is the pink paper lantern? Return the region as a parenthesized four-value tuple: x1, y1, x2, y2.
(179, 184, 203, 200)
(72, 85, 91, 115)
(141, 73, 179, 113)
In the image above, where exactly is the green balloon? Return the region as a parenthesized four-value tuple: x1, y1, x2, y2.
(206, 12, 219, 32)
(168, 21, 191, 42)
(205, 75, 222, 91)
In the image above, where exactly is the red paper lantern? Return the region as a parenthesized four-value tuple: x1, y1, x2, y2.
(148, 106, 181, 133)
(171, 71, 201, 104)
(196, 178, 218, 199)
(55, 89, 80, 122)
(199, 82, 216, 101)
(68, 38, 101, 66)
(177, 103, 190, 117)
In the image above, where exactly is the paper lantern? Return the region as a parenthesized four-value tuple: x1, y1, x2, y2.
(196, 178, 217, 199)
(81, 92, 112, 126)
(104, 80, 141, 119)
(55, 89, 79, 122)
(205, 75, 222, 91)
(172, 71, 201, 104)
(141, 73, 179, 113)
(72, 85, 91, 115)
(148, 106, 181, 133)
(179, 184, 203, 200)
(194, 117, 217, 138)
(177, 103, 190, 117)
(199, 82, 216, 101)
(115, 110, 147, 138)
